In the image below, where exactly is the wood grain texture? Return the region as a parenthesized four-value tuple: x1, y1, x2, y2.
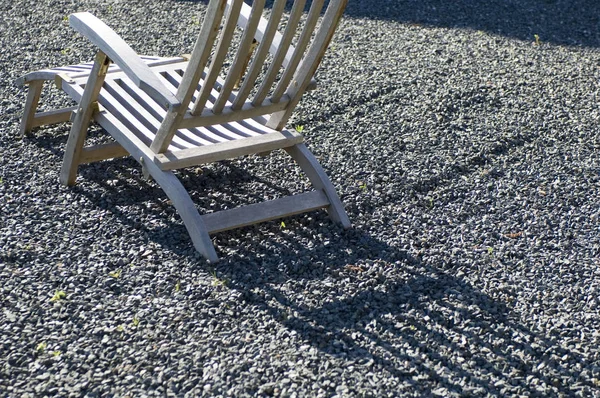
(191, 0, 244, 116)
(151, 0, 227, 154)
(268, 0, 348, 130)
(19, 80, 43, 137)
(60, 51, 111, 186)
(154, 129, 303, 170)
(212, 0, 266, 114)
(202, 190, 330, 233)
(252, 0, 307, 107)
(69, 12, 181, 111)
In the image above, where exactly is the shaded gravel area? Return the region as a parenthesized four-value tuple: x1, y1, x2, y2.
(2, 0, 600, 396)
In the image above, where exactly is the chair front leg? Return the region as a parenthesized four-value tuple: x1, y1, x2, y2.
(285, 143, 351, 228)
(60, 51, 111, 186)
(19, 80, 43, 137)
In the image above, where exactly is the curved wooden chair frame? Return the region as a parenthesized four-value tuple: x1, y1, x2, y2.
(16, 0, 350, 262)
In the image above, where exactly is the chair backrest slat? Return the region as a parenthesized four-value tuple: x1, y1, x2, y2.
(212, 0, 266, 114)
(251, 0, 307, 107)
(266, 0, 348, 130)
(154, 0, 348, 153)
(177, 0, 227, 111)
(191, 0, 245, 116)
(269, 0, 324, 103)
(151, 0, 226, 153)
(230, 0, 287, 110)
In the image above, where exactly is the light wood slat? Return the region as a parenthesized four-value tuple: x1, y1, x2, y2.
(160, 68, 225, 113)
(103, 80, 162, 133)
(15, 57, 185, 86)
(113, 76, 166, 121)
(150, 0, 228, 155)
(94, 84, 159, 148)
(31, 106, 77, 128)
(73, 71, 256, 150)
(179, 96, 289, 129)
(103, 78, 195, 150)
(235, 2, 295, 74)
(69, 12, 181, 111)
(175, 0, 227, 112)
(106, 77, 194, 150)
(231, 0, 287, 110)
(162, 69, 233, 145)
(178, 118, 270, 149)
(191, 0, 244, 116)
(91, 107, 157, 162)
(252, 0, 307, 107)
(202, 190, 330, 233)
(186, 125, 231, 145)
(176, 127, 224, 147)
(268, 0, 348, 130)
(60, 51, 111, 186)
(270, 0, 324, 102)
(202, 123, 247, 142)
(62, 64, 211, 152)
(233, 2, 316, 92)
(69, 60, 189, 86)
(212, 0, 266, 114)
(79, 142, 129, 163)
(19, 80, 43, 136)
(153, 129, 303, 170)
(212, 120, 260, 139)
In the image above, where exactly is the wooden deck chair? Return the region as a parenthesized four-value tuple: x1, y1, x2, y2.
(16, 0, 350, 262)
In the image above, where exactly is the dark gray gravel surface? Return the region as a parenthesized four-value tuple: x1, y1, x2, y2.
(2, 0, 600, 396)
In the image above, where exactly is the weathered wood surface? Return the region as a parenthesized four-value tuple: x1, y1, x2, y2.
(19, 80, 43, 136)
(20, 0, 350, 260)
(69, 12, 181, 111)
(202, 190, 330, 234)
(154, 129, 303, 170)
(60, 51, 111, 186)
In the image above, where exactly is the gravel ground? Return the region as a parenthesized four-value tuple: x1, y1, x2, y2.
(2, 0, 600, 396)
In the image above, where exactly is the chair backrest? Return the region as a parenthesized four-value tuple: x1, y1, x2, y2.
(150, 0, 347, 153)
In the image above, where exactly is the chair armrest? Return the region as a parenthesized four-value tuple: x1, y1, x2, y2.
(236, 2, 317, 90)
(69, 12, 181, 111)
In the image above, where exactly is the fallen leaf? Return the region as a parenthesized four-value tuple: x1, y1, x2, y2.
(345, 265, 365, 272)
(504, 232, 523, 239)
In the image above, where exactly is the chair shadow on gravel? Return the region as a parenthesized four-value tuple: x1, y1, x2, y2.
(344, 0, 600, 48)
(177, 0, 600, 48)
(220, 237, 596, 396)
(27, 129, 595, 395)
(27, 128, 359, 256)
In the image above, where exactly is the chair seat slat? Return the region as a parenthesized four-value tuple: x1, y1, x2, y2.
(153, 128, 303, 170)
(103, 78, 196, 149)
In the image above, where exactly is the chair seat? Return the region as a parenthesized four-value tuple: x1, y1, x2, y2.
(58, 59, 303, 169)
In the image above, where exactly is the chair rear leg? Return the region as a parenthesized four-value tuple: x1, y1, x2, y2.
(285, 143, 351, 228)
(60, 51, 110, 186)
(144, 159, 219, 262)
(19, 80, 43, 137)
